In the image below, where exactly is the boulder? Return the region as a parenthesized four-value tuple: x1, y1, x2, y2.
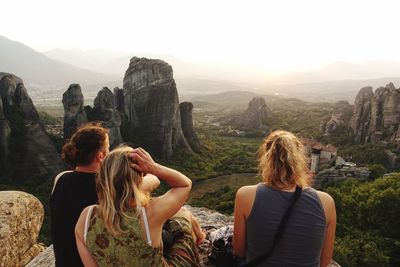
(62, 84, 88, 140)
(0, 191, 45, 266)
(179, 102, 200, 151)
(122, 57, 191, 158)
(0, 73, 64, 182)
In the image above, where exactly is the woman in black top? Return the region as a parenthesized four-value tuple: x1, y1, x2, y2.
(50, 123, 110, 267)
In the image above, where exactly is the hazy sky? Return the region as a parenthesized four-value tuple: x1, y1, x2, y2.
(2, 0, 400, 73)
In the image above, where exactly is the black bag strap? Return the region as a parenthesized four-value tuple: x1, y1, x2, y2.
(242, 186, 302, 267)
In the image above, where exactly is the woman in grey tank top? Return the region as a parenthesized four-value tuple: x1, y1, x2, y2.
(233, 130, 336, 267)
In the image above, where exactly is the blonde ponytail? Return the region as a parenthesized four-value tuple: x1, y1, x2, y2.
(258, 130, 310, 189)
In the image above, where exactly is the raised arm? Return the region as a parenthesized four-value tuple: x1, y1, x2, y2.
(130, 148, 192, 222)
(139, 174, 160, 193)
(317, 191, 337, 267)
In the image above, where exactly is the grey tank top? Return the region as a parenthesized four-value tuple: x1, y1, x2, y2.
(246, 184, 326, 267)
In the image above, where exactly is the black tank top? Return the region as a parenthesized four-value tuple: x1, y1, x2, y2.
(246, 184, 326, 267)
(50, 171, 98, 267)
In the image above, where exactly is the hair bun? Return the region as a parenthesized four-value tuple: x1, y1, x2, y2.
(61, 142, 78, 166)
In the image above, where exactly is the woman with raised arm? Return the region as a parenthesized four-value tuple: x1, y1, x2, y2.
(233, 130, 336, 267)
(75, 146, 205, 267)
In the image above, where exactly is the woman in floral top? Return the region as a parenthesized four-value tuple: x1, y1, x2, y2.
(75, 146, 205, 266)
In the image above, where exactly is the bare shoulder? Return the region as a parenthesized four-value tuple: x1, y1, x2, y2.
(236, 185, 258, 196)
(316, 190, 335, 205)
(315, 190, 336, 222)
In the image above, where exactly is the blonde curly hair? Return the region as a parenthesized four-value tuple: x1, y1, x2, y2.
(258, 130, 311, 189)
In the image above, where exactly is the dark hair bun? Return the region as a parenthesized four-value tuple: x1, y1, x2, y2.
(61, 123, 109, 167)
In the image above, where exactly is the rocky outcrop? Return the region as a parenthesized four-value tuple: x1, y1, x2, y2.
(350, 83, 400, 144)
(322, 101, 353, 135)
(180, 102, 200, 151)
(113, 87, 124, 112)
(122, 57, 192, 159)
(0, 191, 45, 266)
(220, 97, 272, 132)
(313, 166, 371, 189)
(0, 73, 64, 182)
(91, 87, 122, 148)
(0, 98, 11, 168)
(62, 84, 87, 140)
(350, 86, 374, 143)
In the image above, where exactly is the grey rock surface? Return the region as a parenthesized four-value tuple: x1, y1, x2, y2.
(313, 166, 371, 189)
(350, 86, 374, 143)
(324, 101, 353, 135)
(0, 73, 64, 182)
(220, 97, 272, 132)
(62, 84, 88, 140)
(92, 87, 122, 148)
(180, 102, 200, 151)
(350, 83, 400, 144)
(123, 57, 191, 158)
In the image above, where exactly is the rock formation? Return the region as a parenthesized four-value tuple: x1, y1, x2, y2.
(113, 87, 124, 112)
(179, 102, 200, 151)
(350, 83, 400, 144)
(313, 165, 371, 189)
(91, 87, 122, 148)
(0, 73, 64, 182)
(220, 97, 272, 132)
(0, 191, 45, 266)
(62, 84, 87, 140)
(122, 57, 192, 159)
(350, 86, 374, 143)
(0, 98, 11, 168)
(322, 101, 353, 135)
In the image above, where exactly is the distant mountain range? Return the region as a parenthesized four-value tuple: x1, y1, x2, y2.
(2, 35, 400, 103)
(0, 36, 119, 88)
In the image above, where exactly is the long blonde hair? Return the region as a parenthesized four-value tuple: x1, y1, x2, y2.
(96, 146, 150, 236)
(258, 130, 310, 189)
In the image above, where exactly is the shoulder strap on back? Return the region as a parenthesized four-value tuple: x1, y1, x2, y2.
(141, 207, 152, 246)
(84, 205, 96, 244)
(51, 170, 74, 195)
(243, 186, 302, 267)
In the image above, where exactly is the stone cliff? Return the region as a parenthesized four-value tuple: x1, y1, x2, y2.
(0, 73, 64, 182)
(122, 57, 193, 159)
(180, 102, 200, 152)
(350, 83, 400, 144)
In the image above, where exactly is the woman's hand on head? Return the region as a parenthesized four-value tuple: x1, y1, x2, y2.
(129, 148, 160, 175)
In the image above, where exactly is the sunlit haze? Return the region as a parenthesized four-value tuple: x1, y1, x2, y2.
(2, 0, 400, 74)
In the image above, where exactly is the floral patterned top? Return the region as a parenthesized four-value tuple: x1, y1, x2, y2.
(86, 206, 167, 267)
